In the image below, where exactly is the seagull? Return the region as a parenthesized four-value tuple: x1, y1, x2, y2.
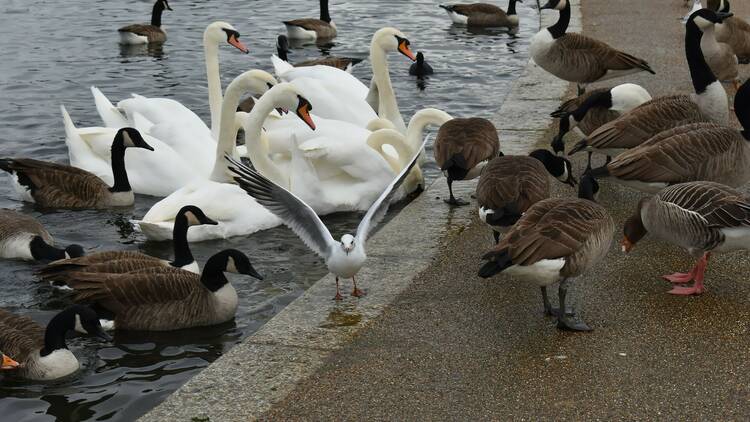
(226, 136, 428, 300)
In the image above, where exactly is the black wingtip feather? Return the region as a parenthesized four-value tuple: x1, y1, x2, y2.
(478, 249, 513, 278)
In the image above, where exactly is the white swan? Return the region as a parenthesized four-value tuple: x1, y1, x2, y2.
(134, 82, 316, 241)
(62, 70, 277, 197)
(271, 27, 416, 132)
(93, 21, 250, 140)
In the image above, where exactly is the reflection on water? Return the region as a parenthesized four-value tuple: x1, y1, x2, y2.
(0, 0, 538, 419)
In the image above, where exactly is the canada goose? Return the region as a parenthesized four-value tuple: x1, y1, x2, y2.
(276, 35, 362, 72)
(531, 0, 655, 94)
(577, 173, 600, 202)
(440, 0, 521, 29)
(0, 305, 110, 380)
(478, 197, 614, 331)
(227, 135, 426, 301)
(587, 78, 750, 193)
(38, 206, 217, 288)
(568, 8, 732, 169)
(64, 249, 262, 331)
(709, 0, 750, 63)
(284, 0, 337, 40)
(622, 181, 750, 295)
(1, 352, 18, 370)
(409, 52, 434, 77)
(0, 128, 153, 209)
(434, 117, 500, 205)
(118, 0, 172, 45)
(550, 83, 652, 155)
(476, 149, 576, 244)
(697, 2, 740, 91)
(0, 209, 84, 261)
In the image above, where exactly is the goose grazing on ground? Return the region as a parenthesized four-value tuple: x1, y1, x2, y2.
(476, 149, 576, 244)
(434, 117, 500, 205)
(709, 0, 750, 63)
(478, 195, 614, 331)
(568, 8, 732, 169)
(118, 0, 172, 45)
(622, 181, 750, 295)
(550, 83, 652, 155)
(0, 305, 110, 380)
(0, 209, 84, 261)
(227, 135, 427, 301)
(587, 78, 750, 193)
(439, 0, 521, 29)
(1, 352, 18, 370)
(409, 52, 434, 77)
(0, 128, 153, 209)
(531, 0, 655, 94)
(95, 22, 249, 141)
(284, 0, 337, 41)
(38, 206, 216, 289)
(276, 35, 362, 72)
(62, 250, 262, 331)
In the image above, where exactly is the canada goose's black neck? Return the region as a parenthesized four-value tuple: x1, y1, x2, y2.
(201, 252, 230, 292)
(320, 0, 331, 23)
(723, 0, 731, 13)
(507, 0, 518, 16)
(685, 20, 718, 95)
(170, 213, 194, 268)
(151, 0, 166, 27)
(277, 38, 289, 62)
(109, 134, 132, 194)
(735, 82, 750, 138)
(29, 236, 66, 261)
(548, 1, 570, 39)
(573, 90, 613, 121)
(41, 309, 73, 356)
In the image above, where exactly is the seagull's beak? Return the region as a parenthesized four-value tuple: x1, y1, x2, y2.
(1, 354, 19, 370)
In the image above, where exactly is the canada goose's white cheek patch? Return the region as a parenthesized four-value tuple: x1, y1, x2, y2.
(226, 256, 238, 273)
(123, 131, 136, 147)
(185, 211, 199, 226)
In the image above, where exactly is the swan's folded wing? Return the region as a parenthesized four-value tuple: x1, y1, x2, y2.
(355, 136, 428, 243)
(226, 156, 336, 258)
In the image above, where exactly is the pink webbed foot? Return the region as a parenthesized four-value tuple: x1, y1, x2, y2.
(668, 284, 705, 295)
(351, 288, 366, 298)
(333, 292, 344, 301)
(662, 272, 694, 284)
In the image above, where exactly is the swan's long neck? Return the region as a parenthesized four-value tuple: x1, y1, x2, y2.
(210, 81, 251, 182)
(242, 93, 288, 187)
(405, 109, 453, 155)
(371, 46, 406, 134)
(204, 35, 222, 140)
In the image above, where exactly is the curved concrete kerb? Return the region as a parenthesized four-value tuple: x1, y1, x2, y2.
(140, 2, 580, 420)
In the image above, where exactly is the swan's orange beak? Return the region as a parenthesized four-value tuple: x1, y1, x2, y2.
(621, 237, 634, 254)
(296, 98, 316, 130)
(2, 354, 19, 370)
(228, 35, 249, 54)
(398, 39, 416, 61)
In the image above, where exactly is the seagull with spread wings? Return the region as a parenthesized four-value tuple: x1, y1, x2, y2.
(226, 136, 427, 300)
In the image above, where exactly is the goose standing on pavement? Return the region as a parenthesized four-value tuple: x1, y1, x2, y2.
(0, 209, 84, 261)
(434, 118, 500, 205)
(709, 0, 750, 63)
(284, 0, 337, 40)
(476, 149, 576, 244)
(276, 35, 362, 72)
(227, 136, 427, 301)
(63, 249, 263, 331)
(587, 78, 750, 193)
(0, 128, 153, 209)
(697, 3, 740, 93)
(622, 181, 750, 295)
(38, 206, 217, 289)
(439, 0, 522, 29)
(118, 0, 172, 45)
(531, 0, 655, 94)
(568, 8, 733, 169)
(478, 195, 614, 331)
(0, 305, 110, 380)
(550, 83, 652, 156)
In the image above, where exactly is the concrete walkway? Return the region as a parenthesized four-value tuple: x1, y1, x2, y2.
(263, 1, 750, 420)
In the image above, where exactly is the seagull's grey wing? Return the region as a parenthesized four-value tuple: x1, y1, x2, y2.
(355, 135, 429, 243)
(227, 156, 336, 258)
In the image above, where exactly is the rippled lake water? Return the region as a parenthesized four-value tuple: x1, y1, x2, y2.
(0, 0, 538, 420)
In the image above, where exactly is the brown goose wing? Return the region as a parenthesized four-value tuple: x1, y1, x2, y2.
(434, 118, 499, 169)
(0, 309, 44, 364)
(283, 19, 336, 37)
(0, 209, 51, 242)
(607, 124, 736, 183)
(295, 56, 361, 71)
(118, 24, 166, 42)
(554, 34, 654, 80)
(450, 3, 505, 15)
(659, 182, 750, 229)
(0, 158, 109, 208)
(476, 156, 549, 211)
